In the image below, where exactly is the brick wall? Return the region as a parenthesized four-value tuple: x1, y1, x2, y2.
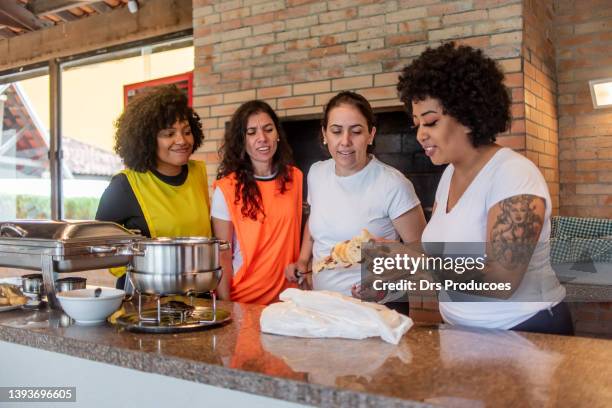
(191, 0, 528, 189)
(523, 0, 560, 212)
(554, 0, 612, 338)
(554, 0, 612, 219)
(568, 302, 612, 338)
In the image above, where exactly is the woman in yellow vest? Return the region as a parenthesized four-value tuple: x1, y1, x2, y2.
(212, 100, 302, 305)
(96, 85, 212, 289)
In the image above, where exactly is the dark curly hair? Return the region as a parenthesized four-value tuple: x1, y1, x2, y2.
(321, 91, 377, 154)
(397, 42, 511, 146)
(114, 85, 204, 171)
(217, 100, 294, 221)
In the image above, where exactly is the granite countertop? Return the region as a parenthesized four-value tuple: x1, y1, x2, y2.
(1, 299, 611, 407)
(564, 281, 612, 302)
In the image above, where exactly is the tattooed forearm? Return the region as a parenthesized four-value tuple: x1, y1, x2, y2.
(490, 195, 544, 270)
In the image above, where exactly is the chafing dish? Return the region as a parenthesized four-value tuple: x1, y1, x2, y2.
(0, 220, 143, 309)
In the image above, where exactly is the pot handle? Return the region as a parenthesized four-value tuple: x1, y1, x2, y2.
(88, 246, 117, 254)
(218, 241, 231, 251)
(0, 224, 27, 237)
(116, 244, 146, 257)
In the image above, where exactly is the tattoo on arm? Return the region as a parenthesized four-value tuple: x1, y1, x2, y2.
(490, 195, 544, 270)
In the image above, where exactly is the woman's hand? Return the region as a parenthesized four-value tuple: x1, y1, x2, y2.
(351, 283, 386, 302)
(351, 283, 361, 299)
(286, 220, 314, 289)
(284, 262, 300, 283)
(285, 259, 312, 289)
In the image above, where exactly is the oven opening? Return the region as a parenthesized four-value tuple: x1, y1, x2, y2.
(282, 110, 446, 221)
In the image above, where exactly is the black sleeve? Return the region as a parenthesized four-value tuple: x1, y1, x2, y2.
(95, 174, 151, 237)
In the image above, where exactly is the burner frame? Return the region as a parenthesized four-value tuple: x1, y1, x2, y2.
(134, 290, 218, 325)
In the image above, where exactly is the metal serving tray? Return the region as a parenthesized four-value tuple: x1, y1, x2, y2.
(0, 220, 142, 271)
(0, 220, 144, 309)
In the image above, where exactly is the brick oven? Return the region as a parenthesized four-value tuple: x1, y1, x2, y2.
(282, 111, 443, 217)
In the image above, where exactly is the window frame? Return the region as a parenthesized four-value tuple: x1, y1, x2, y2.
(0, 30, 193, 220)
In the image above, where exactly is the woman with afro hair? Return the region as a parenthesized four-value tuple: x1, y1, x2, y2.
(398, 42, 572, 334)
(96, 85, 212, 289)
(211, 100, 302, 305)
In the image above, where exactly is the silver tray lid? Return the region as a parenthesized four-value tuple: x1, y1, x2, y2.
(0, 220, 140, 244)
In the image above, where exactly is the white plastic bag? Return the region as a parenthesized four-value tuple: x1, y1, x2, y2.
(260, 288, 413, 344)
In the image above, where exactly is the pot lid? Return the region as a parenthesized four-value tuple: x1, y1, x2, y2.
(137, 237, 220, 246)
(0, 220, 140, 242)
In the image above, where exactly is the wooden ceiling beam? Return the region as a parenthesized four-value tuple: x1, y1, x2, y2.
(89, 1, 112, 14)
(0, 2, 51, 31)
(26, 0, 96, 16)
(0, 15, 23, 30)
(55, 10, 80, 21)
(0, 28, 18, 39)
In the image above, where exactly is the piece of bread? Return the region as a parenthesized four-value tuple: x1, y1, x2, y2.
(0, 284, 28, 306)
(313, 258, 326, 274)
(314, 229, 374, 273)
(346, 229, 374, 263)
(9, 294, 27, 306)
(331, 240, 350, 263)
(313, 256, 339, 274)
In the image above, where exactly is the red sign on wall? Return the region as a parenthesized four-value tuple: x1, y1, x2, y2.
(123, 72, 193, 107)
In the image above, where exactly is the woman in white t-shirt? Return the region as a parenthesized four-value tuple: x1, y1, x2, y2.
(397, 42, 573, 334)
(285, 91, 426, 309)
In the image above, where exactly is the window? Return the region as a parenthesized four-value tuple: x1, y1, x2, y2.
(0, 37, 193, 222)
(59, 39, 194, 219)
(0, 70, 51, 220)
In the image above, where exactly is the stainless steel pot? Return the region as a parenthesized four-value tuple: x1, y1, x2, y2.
(124, 237, 230, 296)
(129, 268, 223, 296)
(22, 273, 44, 295)
(55, 277, 87, 293)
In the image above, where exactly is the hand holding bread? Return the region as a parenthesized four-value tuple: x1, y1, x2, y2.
(313, 229, 375, 273)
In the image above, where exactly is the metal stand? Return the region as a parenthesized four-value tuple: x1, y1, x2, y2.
(132, 290, 218, 325)
(136, 293, 185, 324)
(40, 253, 60, 310)
(205, 291, 217, 324)
(124, 269, 221, 329)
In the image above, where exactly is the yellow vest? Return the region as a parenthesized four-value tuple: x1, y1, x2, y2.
(110, 160, 212, 277)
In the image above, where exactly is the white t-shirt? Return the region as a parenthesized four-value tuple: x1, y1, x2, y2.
(422, 147, 565, 329)
(308, 156, 421, 295)
(210, 173, 279, 274)
(211, 187, 243, 273)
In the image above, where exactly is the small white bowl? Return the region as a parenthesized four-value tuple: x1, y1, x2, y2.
(57, 288, 124, 325)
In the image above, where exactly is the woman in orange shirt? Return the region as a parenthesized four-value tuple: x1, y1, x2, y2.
(211, 100, 302, 305)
